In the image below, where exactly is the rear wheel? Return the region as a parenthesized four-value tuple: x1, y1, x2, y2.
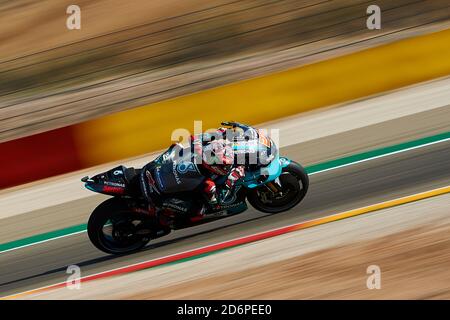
(87, 198, 153, 254)
(247, 161, 309, 213)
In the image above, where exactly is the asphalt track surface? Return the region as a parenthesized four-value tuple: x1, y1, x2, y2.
(1, 137, 449, 297)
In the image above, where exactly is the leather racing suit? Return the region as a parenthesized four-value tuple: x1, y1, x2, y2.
(190, 127, 245, 216)
(142, 127, 246, 221)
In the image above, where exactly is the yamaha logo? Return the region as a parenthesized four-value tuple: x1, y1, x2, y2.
(176, 161, 197, 174)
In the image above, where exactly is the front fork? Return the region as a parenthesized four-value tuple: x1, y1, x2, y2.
(265, 179, 283, 194)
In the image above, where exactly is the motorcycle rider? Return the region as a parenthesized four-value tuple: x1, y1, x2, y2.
(190, 127, 245, 217)
(143, 126, 247, 225)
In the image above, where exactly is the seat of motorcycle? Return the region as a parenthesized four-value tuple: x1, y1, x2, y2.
(123, 166, 141, 184)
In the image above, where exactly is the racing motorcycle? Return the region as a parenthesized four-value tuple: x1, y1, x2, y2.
(82, 122, 309, 254)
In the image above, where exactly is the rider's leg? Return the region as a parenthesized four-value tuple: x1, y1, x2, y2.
(193, 178, 221, 217)
(196, 167, 245, 216)
(203, 178, 219, 206)
(219, 166, 245, 203)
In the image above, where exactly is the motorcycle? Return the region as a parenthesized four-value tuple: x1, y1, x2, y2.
(82, 122, 309, 254)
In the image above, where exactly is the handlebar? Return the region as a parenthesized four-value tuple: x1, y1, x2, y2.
(221, 121, 252, 131)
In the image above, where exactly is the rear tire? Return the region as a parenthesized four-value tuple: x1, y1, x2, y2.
(247, 161, 309, 213)
(87, 198, 152, 255)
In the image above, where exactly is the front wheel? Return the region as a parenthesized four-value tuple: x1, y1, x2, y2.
(247, 161, 309, 213)
(87, 198, 153, 254)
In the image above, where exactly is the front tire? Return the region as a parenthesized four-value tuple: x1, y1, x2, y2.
(247, 161, 309, 213)
(87, 198, 152, 254)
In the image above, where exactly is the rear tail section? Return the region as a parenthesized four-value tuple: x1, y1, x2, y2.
(82, 165, 141, 196)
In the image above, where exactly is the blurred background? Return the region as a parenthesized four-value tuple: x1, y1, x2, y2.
(0, 0, 449, 299)
(1, 0, 449, 141)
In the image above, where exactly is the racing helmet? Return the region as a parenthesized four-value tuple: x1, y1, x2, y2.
(202, 139, 234, 175)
